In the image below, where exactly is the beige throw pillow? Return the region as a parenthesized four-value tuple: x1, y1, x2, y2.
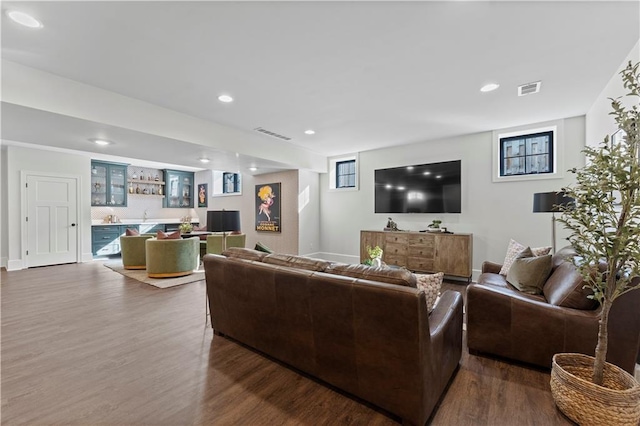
(499, 239, 552, 275)
(506, 247, 552, 294)
(415, 272, 444, 312)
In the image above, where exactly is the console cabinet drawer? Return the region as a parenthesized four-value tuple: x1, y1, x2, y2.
(385, 254, 407, 267)
(408, 245, 434, 257)
(386, 233, 409, 245)
(408, 234, 434, 246)
(385, 242, 407, 257)
(407, 257, 434, 272)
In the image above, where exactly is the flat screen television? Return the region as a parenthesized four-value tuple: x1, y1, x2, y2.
(374, 160, 461, 213)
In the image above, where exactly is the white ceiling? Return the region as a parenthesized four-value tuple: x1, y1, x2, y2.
(2, 1, 639, 171)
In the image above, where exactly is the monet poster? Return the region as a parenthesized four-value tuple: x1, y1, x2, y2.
(255, 183, 281, 232)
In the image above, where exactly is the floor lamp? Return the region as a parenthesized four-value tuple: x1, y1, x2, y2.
(205, 210, 241, 325)
(533, 191, 575, 253)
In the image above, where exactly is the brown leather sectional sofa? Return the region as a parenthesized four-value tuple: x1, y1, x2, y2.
(467, 246, 640, 374)
(203, 248, 464, 426)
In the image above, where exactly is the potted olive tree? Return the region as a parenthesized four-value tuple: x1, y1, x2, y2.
(553, 61, 640, 425)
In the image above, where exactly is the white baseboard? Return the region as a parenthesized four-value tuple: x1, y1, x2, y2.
(81, 252, 94, 263)
(313, 252, 360, 264)
(298, 251, 322, 258)
(7, 259, 24, 271)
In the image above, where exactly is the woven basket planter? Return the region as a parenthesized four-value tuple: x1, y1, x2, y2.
(551, 353, 640, 426)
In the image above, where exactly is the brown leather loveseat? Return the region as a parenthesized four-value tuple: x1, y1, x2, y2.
(467, 246, 640, 374)
(204, 248, 464, 426)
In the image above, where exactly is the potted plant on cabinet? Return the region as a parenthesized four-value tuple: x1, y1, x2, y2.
(553, 61, 640, 425)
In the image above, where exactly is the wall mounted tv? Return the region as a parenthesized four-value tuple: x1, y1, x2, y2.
(374, 160, 461, 213)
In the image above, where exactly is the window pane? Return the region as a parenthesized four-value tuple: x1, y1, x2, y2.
(336, 160, 356, 188)
(526, 154, 550, 173)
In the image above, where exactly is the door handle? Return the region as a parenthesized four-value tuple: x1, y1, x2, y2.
(71, 223, 76, 227)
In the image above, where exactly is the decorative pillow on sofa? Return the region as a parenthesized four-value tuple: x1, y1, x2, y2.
(506, 247, 552, 294)
(254, 241, 274, 254)
(125, 228, 139, 236)
(157, 230, 181, 240)
(499, 239, 552, 275)
(415, 272, 444, 312)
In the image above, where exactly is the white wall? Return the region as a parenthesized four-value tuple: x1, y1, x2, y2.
(586, 40, 640, 148)
(298, 170, 321, 256)
(4, 144, 93, 270)
(319, 116, 586, 279)
(205, 169, 300, 255)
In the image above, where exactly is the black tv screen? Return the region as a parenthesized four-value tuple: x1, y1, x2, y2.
(375, 160, 461, 213)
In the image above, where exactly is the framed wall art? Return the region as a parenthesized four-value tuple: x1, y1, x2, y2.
(255, 182, 281, 232)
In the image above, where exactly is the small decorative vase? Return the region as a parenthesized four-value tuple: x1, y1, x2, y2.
(372, 257, 382, 268)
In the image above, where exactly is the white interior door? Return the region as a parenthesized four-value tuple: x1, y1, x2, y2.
(26, 175, 78, 267)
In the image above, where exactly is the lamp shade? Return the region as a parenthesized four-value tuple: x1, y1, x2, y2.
(533, 191, 575, 213)
(207, 210, 241, 233)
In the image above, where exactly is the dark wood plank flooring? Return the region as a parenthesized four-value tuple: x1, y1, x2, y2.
(1, 262, 573, 425)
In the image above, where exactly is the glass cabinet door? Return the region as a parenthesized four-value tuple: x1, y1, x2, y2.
(164, 170, 194, 208)
(109, 165, 127, 206)
(91, 163, 108, 206)
(181, 175, 193, 207)
(91, 161, 128, 206)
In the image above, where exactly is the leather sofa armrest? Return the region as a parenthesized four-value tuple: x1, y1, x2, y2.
(429, 290, 463, 335)
(428, 290, 464, 392)
(482, 261, 503, 274)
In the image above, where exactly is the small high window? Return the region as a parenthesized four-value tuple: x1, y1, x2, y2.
(499, 131, 554, 177)
(336, 160, 356, 188)
(222, 172, 240, 193)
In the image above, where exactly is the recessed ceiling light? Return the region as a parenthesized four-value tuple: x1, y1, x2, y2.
(397, 186, 406, 191)
(199, 158, 210, 163)
(423, 171, 431, 176)
(304, 129, 315, 135)
(90, 139, 112, 146)
(6, 10, 42, 28)
(385, 184, 393, 189)
(436, 175, 442, 179)
(218, 95, 233, 103)
(480, 83, 500, 93)
(406, 166, 414, 170)
(249, 167, 258, 172)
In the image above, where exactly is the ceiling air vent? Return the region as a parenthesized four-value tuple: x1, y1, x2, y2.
(254, 127, 292, 141)
(518, 81, 542, 96)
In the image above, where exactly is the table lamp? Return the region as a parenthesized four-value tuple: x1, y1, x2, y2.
(533, 191, 575, 253)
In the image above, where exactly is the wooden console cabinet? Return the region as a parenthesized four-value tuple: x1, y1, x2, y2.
(360, 230, 473, 281)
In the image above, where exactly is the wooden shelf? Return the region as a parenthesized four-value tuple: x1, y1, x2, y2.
(128, 179, 165, 185)
(129, 193, 165, 198)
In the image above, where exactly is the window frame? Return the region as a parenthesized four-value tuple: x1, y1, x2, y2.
(329, 153, 359, 191)
(492, 120, 564, 183)
(336, 159, 357, 189)
(499, 130, 554, 177)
